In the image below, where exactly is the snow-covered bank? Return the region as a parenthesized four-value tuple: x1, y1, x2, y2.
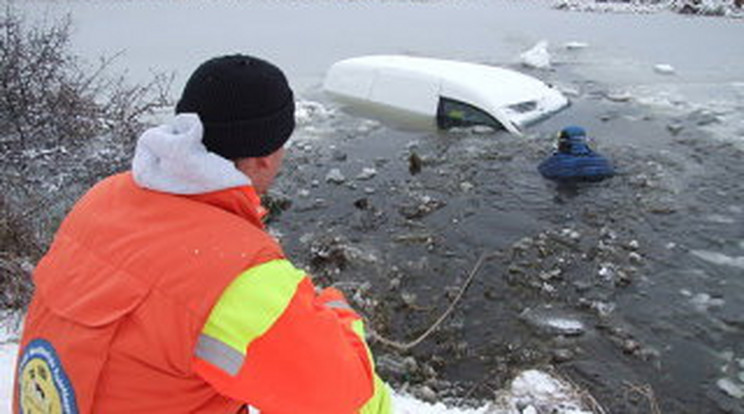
(391, 369, 595, 413)
(0, 343, 15, 411)
(1, 318, 19, 412)
(554, 0, 744, 18)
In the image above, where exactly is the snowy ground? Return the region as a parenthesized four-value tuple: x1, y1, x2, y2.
(1, 318, 18, 413)
(554, 0, 744, 18)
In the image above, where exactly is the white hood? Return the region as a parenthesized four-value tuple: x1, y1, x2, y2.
(132, 113, 251, 195)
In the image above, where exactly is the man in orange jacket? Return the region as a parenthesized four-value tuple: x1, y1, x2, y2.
(14, 54, 392, 414)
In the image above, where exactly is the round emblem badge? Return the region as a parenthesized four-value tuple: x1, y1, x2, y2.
(17, 339, 79, 414)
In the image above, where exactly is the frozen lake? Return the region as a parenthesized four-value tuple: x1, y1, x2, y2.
(12, 0, 744, 412)
(19, 0, 744, 148)
(19, 0, 744, 94)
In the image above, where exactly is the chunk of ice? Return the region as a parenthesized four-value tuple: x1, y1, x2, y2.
(564, 41, 589, 50)
(691, 250, 744, 270)
(520, 40, 551, 69)
(717, 378, 744, 399)
(654, 64, 676, 75)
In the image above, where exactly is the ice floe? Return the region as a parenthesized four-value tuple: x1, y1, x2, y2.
(691, 250, 744, 270)
(520, 40, 551, 69)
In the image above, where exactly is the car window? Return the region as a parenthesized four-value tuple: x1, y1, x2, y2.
(436, 97, 503, 130)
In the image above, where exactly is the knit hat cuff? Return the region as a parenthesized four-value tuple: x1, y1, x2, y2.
(201, 95, 295, 159)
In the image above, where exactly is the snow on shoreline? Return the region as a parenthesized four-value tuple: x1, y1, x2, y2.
(0, 343, 15, 411)
(1, 318, 19, 412)
(553, 0, 744, 18)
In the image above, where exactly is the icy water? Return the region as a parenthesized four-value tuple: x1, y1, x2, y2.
(16, 0, 744, 412)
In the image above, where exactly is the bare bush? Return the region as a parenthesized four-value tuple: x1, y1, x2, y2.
(0, 253, 33, 310)
(555, 0, 742, 15)
(0, 8, 173, 310)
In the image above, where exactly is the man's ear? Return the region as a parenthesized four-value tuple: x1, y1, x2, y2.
(235, 156, 269, 173)
(253, 156, 272, 169)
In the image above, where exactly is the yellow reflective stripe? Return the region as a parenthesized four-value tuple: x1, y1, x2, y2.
(351, 318, 374, 368)
(360, 375, 393, 414)
(201, 259, 305, 356)
(351, 319, 366, 341)
(351, 320, 392, 413)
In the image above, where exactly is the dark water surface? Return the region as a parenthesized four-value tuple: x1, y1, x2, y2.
(272, 86, 743, 412)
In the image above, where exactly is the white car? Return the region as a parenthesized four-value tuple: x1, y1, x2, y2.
(323, 55, 569, 136)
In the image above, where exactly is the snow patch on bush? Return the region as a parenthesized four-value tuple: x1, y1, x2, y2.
(554, 0, 743, 17)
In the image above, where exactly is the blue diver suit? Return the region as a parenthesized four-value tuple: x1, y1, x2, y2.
(538, 126, 614, 182)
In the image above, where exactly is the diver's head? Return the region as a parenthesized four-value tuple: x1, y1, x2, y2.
(557, 125, 589, 154)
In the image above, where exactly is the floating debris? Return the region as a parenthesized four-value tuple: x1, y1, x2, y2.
(654, 64, 676, 75)
(560, 228, 581, 241)
(551, 348, 575, 363)
(409, 152, 423, 175)
(628, 252, 643, 265)
(401, 292, 418, 307)
(717, 378, 744, 399)
(332, 150, 348, 162)
(622, 339, 642, 355)
(520, 307, 586, 336)
(325, 168, 346, 184)
(353, 198, 370, 210)
(564, 41, 589, 50)
(690, 293, 726, 312)
(459, 181, 474, 192)
(295, 100, 334, 126)
(520, 40, 551, 69)
(357, 119, 381, 134)
(688, 109, 721, 126)
(538, 268, 563, 281)
(357, 167, 378, 181)
(598, 262, 616, 281)
(606, 91, 633, 102)
(558, 85, 581, 97)
(691, 250, 744, 270)
(399, 196, 446, 220)
(667, 122, 684, 135)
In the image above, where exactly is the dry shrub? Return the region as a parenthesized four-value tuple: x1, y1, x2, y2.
(0, 7, 173, 310)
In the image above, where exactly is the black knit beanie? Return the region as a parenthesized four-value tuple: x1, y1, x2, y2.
(176, 54, 295, 159)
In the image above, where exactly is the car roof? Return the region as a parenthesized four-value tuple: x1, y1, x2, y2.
(330, 55, 554, 109)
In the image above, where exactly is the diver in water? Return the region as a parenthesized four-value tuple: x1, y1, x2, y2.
(538, 126, 614, 182)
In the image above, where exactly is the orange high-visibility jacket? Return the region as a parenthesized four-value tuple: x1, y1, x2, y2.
(14, 172, 390, 414)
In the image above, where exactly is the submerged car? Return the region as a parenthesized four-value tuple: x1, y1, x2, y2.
(323, 55, 569, 135)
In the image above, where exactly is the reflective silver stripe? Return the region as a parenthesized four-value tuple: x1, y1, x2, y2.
(324, 300, 352, 310)
(195, 334, 245, 376)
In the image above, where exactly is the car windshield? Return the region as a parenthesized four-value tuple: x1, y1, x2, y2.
(436, 97, 503, 130)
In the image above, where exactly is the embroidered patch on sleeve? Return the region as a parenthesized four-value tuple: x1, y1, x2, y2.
(17, 338, 79, 414)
